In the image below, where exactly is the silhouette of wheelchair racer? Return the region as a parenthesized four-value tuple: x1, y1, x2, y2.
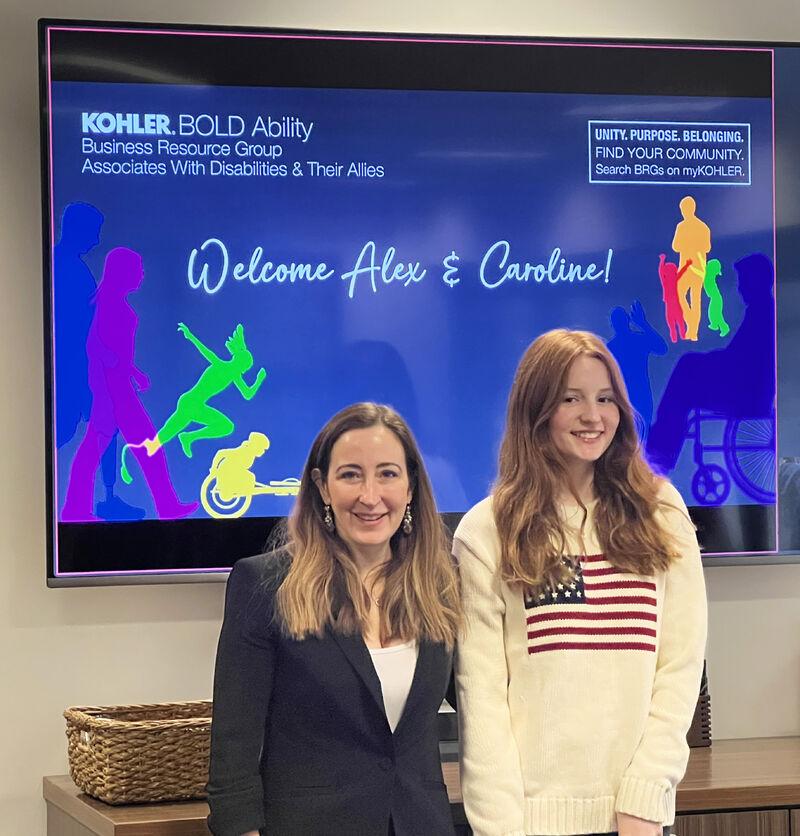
(646, 252, 776, 505)
(200, 431, 300, 518)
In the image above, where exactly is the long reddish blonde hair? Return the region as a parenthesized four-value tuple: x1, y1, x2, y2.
(493, 329, 681, 591)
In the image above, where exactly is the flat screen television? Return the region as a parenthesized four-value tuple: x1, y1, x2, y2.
(39, 20, 800, 584)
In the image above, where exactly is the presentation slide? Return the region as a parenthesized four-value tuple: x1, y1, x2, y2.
(43, 28, 787, 576)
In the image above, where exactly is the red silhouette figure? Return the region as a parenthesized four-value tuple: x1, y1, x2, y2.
(658, 254, 692, 343)
(61, 248, 197, 522)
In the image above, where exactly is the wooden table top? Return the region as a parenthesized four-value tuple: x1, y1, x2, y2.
(44, 737, 800, 834)
(675, 736, 800, 811)
(44, 775, 211, 836)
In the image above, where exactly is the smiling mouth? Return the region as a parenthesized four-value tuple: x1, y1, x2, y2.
(353, 512, 388, 523)
(571, 430, 603, 440)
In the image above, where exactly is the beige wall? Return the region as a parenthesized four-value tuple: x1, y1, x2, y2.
(2, 1, 799, 833)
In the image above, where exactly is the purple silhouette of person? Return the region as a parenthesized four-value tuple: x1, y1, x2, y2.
(61, 248, 197, 522)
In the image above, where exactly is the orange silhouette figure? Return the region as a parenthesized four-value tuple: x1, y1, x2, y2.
(672, 196, 711, 341)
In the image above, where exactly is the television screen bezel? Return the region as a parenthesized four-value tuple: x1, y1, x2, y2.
(39, 18, 799, 584)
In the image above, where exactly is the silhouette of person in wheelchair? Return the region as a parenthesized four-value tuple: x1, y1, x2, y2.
(211, 431, 270, 502)
(646, 253, 775, 504)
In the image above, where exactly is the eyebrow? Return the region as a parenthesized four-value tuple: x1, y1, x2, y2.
(334, 462, 403, 470)
(564, 387, 615, 394)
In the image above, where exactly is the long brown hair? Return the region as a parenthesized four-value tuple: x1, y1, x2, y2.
(276, 403, 461, 647)
(494, 329, 680, 590)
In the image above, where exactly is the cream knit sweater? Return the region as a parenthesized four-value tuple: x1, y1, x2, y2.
(453, 481, 707, 836)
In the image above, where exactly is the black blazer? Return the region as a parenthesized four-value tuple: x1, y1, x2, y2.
(207, 554, 456, 836)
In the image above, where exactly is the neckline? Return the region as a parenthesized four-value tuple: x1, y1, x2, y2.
(560, 495, 599, 510)
(367, 640, 416, 654)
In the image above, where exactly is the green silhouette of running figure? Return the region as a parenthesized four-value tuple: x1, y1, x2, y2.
(143, 323, 266, 460)
(690, 255, 730, 338)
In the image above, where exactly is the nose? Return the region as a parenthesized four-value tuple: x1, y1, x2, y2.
(580, 401, 601, 423)
(358, 477, 380, 506)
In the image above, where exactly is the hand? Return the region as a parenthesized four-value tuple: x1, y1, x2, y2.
(132, 369, 150, 391)
(692, 251, 707, 275)
(80, 391, 93, 421)
(255, 367, 267, 384)
(617, 811, 662, 836)
(177, 322, 191, 340)
(629, 299, 647, 328)
(689, 262, 704, 278)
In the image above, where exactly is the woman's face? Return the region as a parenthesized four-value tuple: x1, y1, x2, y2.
(548, 354, 621, 478)
(316, 424, 412, 564)
(125, 260, 144, 293)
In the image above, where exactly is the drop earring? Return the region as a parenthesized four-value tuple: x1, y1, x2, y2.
(323, 504, 334, 532)
(402, 504, 413, 535)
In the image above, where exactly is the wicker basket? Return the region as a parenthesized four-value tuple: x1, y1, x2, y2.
(64, 700, 212, 804)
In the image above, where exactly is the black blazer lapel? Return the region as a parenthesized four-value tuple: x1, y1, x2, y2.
(392, 640, 450, 737)
(329, 628, 387, 718)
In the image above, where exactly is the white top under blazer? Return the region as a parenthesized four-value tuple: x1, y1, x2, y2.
(368, 640, 419, 732)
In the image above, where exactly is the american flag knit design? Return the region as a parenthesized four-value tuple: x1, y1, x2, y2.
(524, 554, 658, 654)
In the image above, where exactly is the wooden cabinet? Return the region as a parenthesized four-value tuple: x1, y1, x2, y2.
(676, 737, 800, 812)
(675, 810, 789, 836)
(44, 738, 800, 836)
(44, 776, 211, 836)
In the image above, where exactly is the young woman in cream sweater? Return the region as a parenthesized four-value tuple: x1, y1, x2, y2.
(454, 329, 707, 836)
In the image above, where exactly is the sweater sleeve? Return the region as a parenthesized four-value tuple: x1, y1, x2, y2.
(615, 483, 708, 824)
(207, 555, 280, 836)
(454, 517, 527, 836)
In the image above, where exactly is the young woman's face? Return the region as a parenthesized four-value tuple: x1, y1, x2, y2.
(316, 425, 412, 563)
(548, 355, 621, 477)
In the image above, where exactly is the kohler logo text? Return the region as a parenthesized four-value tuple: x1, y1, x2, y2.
(82, 112, 171, 135)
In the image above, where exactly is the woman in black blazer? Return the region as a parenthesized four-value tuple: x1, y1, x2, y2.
(207, 403, 461, 836)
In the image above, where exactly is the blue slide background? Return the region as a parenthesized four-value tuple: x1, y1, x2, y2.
(50, 81, 774, 519)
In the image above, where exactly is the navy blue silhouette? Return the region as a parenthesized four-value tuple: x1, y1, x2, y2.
(335, 340, 468, 512)
(606, 300, 667, 442)
(55, 203, 102, 447)
(54, 202, 144, 521)
(646, 252, 775, 474)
